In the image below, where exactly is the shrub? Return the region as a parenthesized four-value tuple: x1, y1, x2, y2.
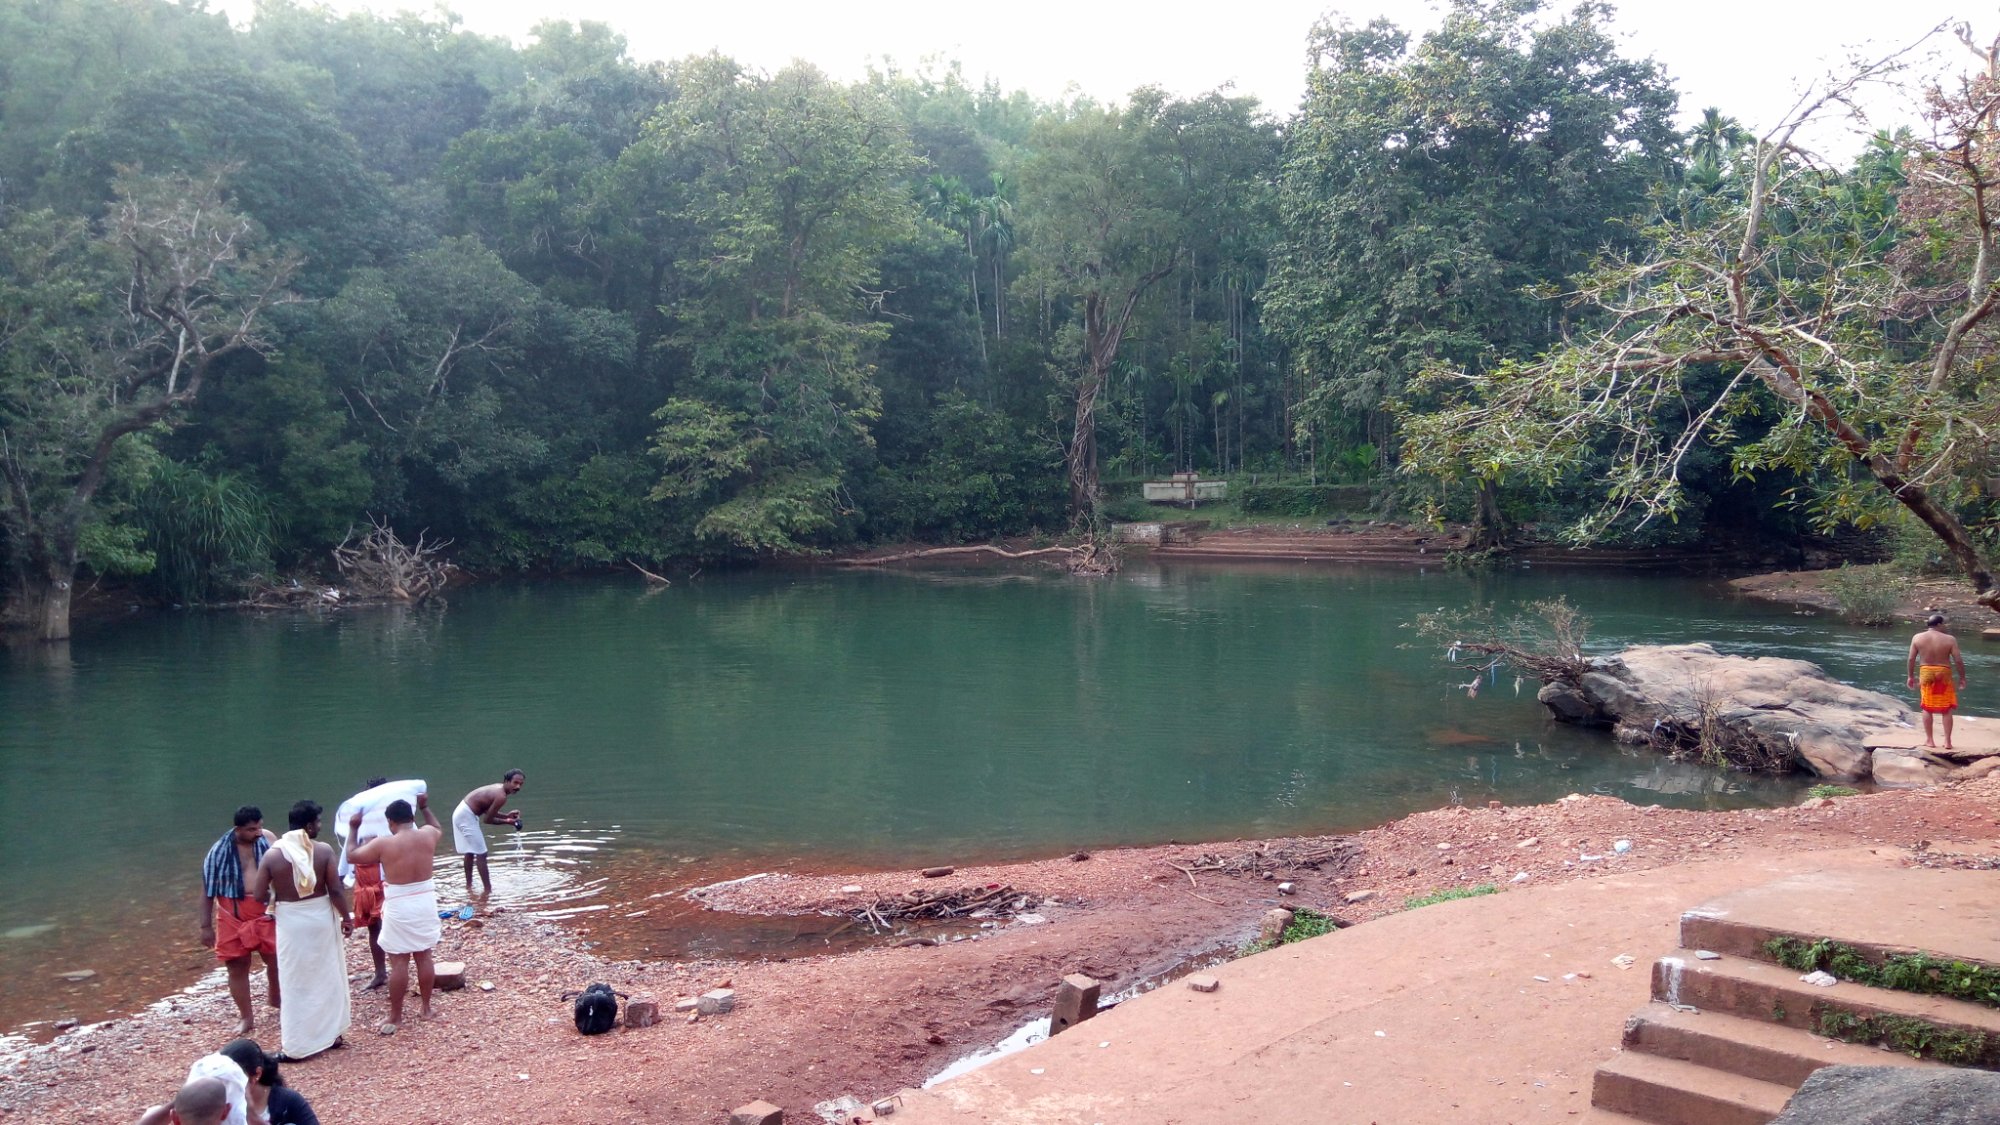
(1404, 884, 1500, 909)
(1237, 482, 1380, 517)
(1822, 563, 1907, 625)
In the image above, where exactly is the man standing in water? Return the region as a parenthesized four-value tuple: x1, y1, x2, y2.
(1909, 613, 1969, 750)
(345, 796, 444, 1035)
(452, 770, 524, 893)
(200, 807, 280, 1036)
(249, 801, 352, 1060)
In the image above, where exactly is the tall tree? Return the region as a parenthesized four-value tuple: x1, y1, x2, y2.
(0, 171, 296, 640)
(1262, 0, 1679, 538)
(1398, 29, 2000, 611)
(642, 59, 920, 552)
(1016, 88, 1274, 522)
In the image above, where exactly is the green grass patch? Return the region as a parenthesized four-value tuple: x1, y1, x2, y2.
(1236, 907, 1344, 958)
(1806, 784, 1860, 799)
(1404, 884, 1500, 910)
(1764, 937, 2000, 1008)
(1815, 1009, 1995, 1065)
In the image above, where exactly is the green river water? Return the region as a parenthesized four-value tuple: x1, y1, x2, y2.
(0, 562, 1976, 1038)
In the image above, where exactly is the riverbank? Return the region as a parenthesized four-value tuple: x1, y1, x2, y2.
(1732, 565, 1998, 627)
(6, 779, 1996, 1123)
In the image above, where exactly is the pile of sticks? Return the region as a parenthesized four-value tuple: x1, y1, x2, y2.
(842, 884, 1041, 934)
(333, 519, 454, 602)
(1169, 839, 1358, 882)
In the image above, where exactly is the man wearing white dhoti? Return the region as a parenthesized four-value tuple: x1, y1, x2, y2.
(335, 776, 428, 990)
(346, 795, 444, 1035)
(250, 800, 352, 1060)
(452, 769, 524, 893)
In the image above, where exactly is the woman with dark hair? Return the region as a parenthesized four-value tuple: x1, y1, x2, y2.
(216, 1039, 321, 1125)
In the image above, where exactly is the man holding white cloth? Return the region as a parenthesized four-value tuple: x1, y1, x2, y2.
(345, 794, 443, 1035)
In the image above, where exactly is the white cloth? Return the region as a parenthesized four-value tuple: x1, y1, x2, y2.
(185, 1052, 250, 1125)
(273, 898, 350, 1059)
(378, 880, 441, 955)
(335, 779, 428, 879)
(274, 831, 318, 897)
(451, 800, 486, 855)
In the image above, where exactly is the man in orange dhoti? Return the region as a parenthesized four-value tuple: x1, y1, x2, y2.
(1908, 613, 1968, 750)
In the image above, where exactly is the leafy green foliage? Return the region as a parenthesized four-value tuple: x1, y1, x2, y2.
(1806, 784, 1860, 799)
(136, 461, 274, 603)
(1764, 937, 2000, 1009)
(1236, 484, 1379, 518)
(1822, 564, 1908, 626)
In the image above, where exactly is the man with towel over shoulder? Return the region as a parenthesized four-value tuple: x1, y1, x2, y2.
(345, 794, 443, 1035)
(249, 801, 352, 1060)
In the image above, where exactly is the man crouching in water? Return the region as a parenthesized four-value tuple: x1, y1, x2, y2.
(346, 795, 443, 1035)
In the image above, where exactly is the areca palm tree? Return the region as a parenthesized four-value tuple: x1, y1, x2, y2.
(921, 173, 985, 365)
(1687, 107, 1748, 167)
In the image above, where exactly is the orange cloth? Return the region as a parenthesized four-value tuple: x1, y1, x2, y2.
(352, 863, 385, 928)
(1920, 664, 1959, 713)
(212, 896, 275, 962)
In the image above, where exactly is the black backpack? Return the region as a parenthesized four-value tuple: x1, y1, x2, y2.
(566, 983, 623, 1035)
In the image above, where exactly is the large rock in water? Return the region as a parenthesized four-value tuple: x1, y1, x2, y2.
(1541, 644, 1913, 782)
(1770, 1064, 2000, 1123)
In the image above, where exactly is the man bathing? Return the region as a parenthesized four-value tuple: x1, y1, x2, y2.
(345, 796, 444, 1035)
(1909, 613, 1969, 750)
(200, 807, 280, 1035)
(249, 801, 352, 1060)
(453, 770, 524, 893)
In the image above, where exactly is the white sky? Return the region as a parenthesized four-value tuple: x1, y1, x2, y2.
(224, 0, 1989, 155)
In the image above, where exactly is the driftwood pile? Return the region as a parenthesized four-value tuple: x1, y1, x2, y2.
(333, 520, 454, 602)
(843, 884, 1042, 934)
(1166, 839, 1358, 886)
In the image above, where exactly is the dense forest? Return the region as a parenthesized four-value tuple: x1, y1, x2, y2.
(5, 0, 2000, 640)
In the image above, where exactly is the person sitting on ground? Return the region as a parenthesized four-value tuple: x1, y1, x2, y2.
(346, 795, 445, 1035)
(133, 1077, 232, 1125)
(452, 770, 524, 893)
(218, 1038, 321, 1125)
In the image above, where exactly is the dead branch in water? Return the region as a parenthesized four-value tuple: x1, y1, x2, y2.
(839, 544, 1082, 566)
(627, 559, 671, 585)
(332, 519, 454, 602)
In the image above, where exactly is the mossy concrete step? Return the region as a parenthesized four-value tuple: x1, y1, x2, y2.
(1652, 954, 2000, 1067)
(1622, 1002, 1943, 1086)
(1679, 868, 2000, 976)
(1591, 1050, 1793, 1125)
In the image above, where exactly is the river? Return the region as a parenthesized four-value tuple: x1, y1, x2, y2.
(0, 561, 1972, 1038)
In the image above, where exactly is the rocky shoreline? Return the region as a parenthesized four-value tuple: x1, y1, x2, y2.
(6, 778, 1999, 1123)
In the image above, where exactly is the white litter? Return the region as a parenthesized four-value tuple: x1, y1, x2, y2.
(1801, 970, 1838, 987)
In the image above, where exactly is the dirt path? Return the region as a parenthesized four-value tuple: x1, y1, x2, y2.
(4, 781, 1996, 1123)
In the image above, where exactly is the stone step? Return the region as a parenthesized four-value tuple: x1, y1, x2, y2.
(1591, 1050, 1793, 1125)
(1678, 868, 2000, 978)
(1653, 954, 2000, 1067)
(1622, 1003, 1943, 1087)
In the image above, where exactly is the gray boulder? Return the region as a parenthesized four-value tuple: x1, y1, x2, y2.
(1540, 644, 1913, 781)
(1771, 1064, 2000, 1124)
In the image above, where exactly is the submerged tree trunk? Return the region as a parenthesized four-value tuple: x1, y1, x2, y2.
(30, 557, 77, 643)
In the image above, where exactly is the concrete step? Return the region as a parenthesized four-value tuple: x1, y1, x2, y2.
(1678, 868, 2000, 978)
(1591, 1050, 1793, 1125)
(1653, 954, 2000, 1066)
(1622, 1003, 1943, 1086)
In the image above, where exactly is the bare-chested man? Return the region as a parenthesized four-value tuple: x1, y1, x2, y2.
(452, 770, 524, 893)
(346, 795, 444, 1035)
(200, 806, 280, 1035)
(248, 801, 352, 1060)
(1908, 613, 1969, 750)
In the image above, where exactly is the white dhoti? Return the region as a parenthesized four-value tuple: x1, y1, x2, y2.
(273, 898, 350, 1059)
(378, 880, 441, 955)
(451, 800, 486, 855)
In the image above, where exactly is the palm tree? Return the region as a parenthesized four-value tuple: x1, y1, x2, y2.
(921, 173, 985, 366)
(1687, 107, 1748, 168)
(977, 173, 1015, 340)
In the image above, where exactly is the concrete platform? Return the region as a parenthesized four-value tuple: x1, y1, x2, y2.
(889, 849, 1955, 1125)
(1679, 867, 2000, 970)
(1866, 713, 2000, 757)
